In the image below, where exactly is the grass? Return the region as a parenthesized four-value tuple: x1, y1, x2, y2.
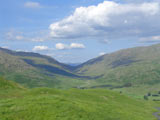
(0, 77, 159, 120)
(0, 87, 158, 120)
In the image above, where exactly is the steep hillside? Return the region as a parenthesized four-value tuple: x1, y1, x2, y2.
(75, 44, 160, 95)
(0, 88, 157, 120)
(0, 48, 90, 88)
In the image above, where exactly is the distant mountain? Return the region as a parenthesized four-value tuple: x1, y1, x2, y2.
(0, 47, 90, 88)
(75, 44, 160, 95)
(2, 43, 160, 95)
(65, 62, 82, 66)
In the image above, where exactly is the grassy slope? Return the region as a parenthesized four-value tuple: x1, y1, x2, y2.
(0, 77, 26, 99)
(0, 77, 159, 120)
(0, 48, 90, 88)
(0, 77, 24, 89)
(75, 44, 160, 95)
(0, 87, 157, 120)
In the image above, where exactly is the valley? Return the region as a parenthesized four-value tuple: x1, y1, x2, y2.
(2, 0, 160, 119)
(2, 44, 160, 98)
(1, 44, 160, 119)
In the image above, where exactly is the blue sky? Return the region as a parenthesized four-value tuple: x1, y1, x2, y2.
(1, 0, 160, 63)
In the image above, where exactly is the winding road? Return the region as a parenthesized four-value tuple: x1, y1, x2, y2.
(153, 108, 160, 120)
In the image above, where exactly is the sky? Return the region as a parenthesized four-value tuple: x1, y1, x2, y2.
(1, 0, 160, 63)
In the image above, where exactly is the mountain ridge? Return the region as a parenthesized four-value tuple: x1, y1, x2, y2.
(74, 43, 160, 95)
(2, 43, 160, 95)
(0, 47, 92, 88)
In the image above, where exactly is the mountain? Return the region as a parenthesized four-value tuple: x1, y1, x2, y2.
(0, 47, 90, 88)
(2, 43, 160, 96)
(75, 44, 160, 95)
(65, 62, 82, 66)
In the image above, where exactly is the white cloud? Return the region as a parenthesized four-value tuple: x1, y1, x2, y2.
(24, 2, 41, 8)
(49, 1, 160, 40)
(32, 46, 49, 51)
(99, 52, 106, 56)
(55, 43, 85, 50)
(55, 43, 69, 50)
(70, 43, 85, 49)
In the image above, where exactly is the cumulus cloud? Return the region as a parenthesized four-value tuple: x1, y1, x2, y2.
(55, 43, 85, 50)
(32, 46, 49, 51)
(55, 43, 69, 50)
(49, 1, 160, 41)
(24, 2, 41, 8)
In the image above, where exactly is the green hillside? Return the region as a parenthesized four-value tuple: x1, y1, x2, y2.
(0, 48, 90, 88)
(75, 44, 160, 96)
(0, 69, 159, 120)
(0, 77, 25, 99)
(0, 77, 23, 89)
(0, 87, 157, 120)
